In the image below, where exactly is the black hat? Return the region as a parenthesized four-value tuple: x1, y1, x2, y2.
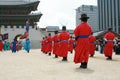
(79, 14, 89, 20)
(54, 30, 58, 34)
(62, 26, 66, 30)
(108, 27, 112, 31)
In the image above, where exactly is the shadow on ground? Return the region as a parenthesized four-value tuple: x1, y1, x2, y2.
(75, 67, 94, 74)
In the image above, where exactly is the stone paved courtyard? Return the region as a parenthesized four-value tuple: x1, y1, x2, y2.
(0, 49, 120, 80)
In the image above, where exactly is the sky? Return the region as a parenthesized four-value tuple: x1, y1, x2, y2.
(37, 0, 97, 29)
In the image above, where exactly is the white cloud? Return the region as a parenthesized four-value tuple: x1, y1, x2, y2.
(37, 0, 97, 29)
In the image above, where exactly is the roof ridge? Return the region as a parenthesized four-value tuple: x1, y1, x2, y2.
(0, 0, 38, 2)
(0, 0, 39, 5)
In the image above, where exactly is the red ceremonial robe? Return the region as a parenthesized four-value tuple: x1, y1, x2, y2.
(89, 35, 96, 55)
(41, 40, 43, 52)
(58, 31, 70, 57)
(104, 32, 115, 57)
(68, 39, 74, 52)
(74, 22, 92, 64)
(52, 34, 59, 55)
(0, 41, 3, 51)
(41, 39, 45, 52)
(44, 38, 48, 53)
(46, 36, 53, 53)
(16, 41, 18, 51)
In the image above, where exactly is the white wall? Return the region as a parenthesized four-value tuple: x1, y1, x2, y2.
(1, 26, 45, 49)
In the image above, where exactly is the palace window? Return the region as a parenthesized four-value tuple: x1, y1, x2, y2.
(82, 5, 85, 11)
(90, 6, 94, 12)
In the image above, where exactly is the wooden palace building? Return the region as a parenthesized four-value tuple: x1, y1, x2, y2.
(0, 0, 43, 48)
(0, 0, 42, 27)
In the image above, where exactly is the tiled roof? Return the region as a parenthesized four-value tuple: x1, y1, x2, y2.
(0, 0, 39, 5)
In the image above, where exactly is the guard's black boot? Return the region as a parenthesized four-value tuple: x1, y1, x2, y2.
(82, 62, 87, 69)
(62, 57, 67, 61)
(48, 53, 51, 56)
(80, 62, 84, 68)
(55, 55, 58, 58)
(106, 56, 112, 60)
(109, 56, 112, 60)
(90, 54, 94, 57)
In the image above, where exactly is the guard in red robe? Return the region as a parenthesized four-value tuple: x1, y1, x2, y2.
(0, 35, 3, 51)
(104, 28, 115, 60)
(57, 26, 70, 61)
(68, 36, 74, 53)
(52, 31, 59, 58)
(0, 41, 3, 51)
(46, 33, 53, 56)
(89, 32, 96, 57)
(41, 37, 45, 53)
(74, 14, 92, 69)
(44, 36, 48, 54)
